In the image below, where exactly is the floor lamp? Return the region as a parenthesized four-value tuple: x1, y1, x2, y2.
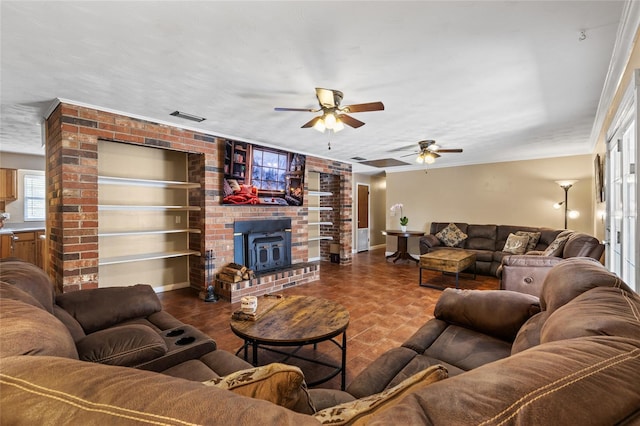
(553, 180, 579, 229)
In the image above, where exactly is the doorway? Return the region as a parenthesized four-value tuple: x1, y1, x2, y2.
(356, 183, 369, 252)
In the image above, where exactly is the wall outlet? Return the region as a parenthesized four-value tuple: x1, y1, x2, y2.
(175, 216, 181, 224)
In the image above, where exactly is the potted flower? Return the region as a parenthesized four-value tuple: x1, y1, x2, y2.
(390, 203, 409, 232)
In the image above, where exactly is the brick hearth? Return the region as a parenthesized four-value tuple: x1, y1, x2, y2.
(215, 262, 320, 303)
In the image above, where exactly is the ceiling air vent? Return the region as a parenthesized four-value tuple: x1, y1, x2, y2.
(170, 111, 206, 122)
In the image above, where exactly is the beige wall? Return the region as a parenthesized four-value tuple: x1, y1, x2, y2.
(385, 154, 595, 255)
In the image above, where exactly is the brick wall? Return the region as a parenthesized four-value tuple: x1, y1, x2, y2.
(46, 102, 352, 293)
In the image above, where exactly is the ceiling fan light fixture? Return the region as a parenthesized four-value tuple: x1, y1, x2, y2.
(324, 112, 337, 129)
(313, 118, 326, 133)
(333, 117, 344, 132)
(416, 154, 424, 164)
(424, 153, 436, 164)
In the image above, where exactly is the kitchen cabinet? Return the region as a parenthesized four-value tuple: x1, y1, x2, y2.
(0, 230, 45, 268)
(0, 168, 18, 200)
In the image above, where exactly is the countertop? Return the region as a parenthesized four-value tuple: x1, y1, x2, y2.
(0, 222, 46, 235)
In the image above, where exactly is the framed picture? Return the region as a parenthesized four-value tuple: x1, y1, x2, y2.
(594, 154, 604, 202)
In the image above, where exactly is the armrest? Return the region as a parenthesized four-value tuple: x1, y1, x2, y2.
(419, 234, 441, 254)
(434, 289, 540, 342)
(56, 284, 162, 333)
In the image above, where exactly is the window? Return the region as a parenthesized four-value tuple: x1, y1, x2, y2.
(251, 148, 288, 191)
(24, 174, 45, 221)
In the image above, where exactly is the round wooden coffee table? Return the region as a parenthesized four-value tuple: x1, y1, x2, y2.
(230, 295, 350, 390)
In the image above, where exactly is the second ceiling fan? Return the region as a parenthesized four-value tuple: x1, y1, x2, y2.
(403, 140, 463, 164)
(275, 87, 384, 132)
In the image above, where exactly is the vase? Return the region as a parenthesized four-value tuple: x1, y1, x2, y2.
(401, 225, 407, 232)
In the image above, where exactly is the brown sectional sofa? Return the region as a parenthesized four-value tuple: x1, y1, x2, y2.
(419, 222, 604, 276)
(2, 258, 639, 424)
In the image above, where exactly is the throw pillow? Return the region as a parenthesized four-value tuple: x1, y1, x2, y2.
(542, 233, 571, 257)
(435, 223, 468, 247)
(223, 178, 234, 197)
(515, 231, 541, 252)
(503, 233, 530, 255)
(313, 365, 448, 425)
(227, 179, 241, 192)
(203, 363, 315, 414)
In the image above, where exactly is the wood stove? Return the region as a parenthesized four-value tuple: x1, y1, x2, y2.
(233, 219, 292, 273)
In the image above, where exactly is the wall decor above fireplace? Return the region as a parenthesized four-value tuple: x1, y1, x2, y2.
(222, 140, 305, 207)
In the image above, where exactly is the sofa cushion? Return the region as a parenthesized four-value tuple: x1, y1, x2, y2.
(541, 286, 640, 344)
(539, 258, 628, 312)
(435, 223, 468, 247)
(76, 324, 168, 366)
(203, 363, 315, 414)
(0, 298, 78, 359)
(511, 311, 547, 354)
(0, 281, 46, 310)
(465, 225, 497, 251)
(314, 364, 447, 425)
(515, 230, 541, 252)
(56, 284, 162, 333)
(0, 259, 56, 313)
(503, 233, 530, 254)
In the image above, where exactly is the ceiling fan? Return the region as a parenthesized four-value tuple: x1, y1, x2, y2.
(274, 88, 384, 133)
(402, 140, 463, 164)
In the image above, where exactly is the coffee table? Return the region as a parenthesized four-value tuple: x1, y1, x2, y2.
(419, 249, 476, 289)
(230, 295, 349, 390)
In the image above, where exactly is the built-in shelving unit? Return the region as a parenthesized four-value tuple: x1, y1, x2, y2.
(307, 173, 333, 261)
(97, 141, 202, 292)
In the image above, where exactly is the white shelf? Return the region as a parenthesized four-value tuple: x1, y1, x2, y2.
(308, 191, 333, 197)
(98, 176, 200, 189)
(99, 250, 201, 266)
(99, 229, 201, 237)
(98, 205, 201, 211)
(308, 206, 333, 211)
(309, 221, 333, 226)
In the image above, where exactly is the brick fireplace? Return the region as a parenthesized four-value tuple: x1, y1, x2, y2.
(45, 101, 353, 295)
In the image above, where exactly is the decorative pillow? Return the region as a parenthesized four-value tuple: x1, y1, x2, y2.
(227, 179, 241, 192)
(435, 223, 468, 247)
(503, 233, 530, 255)
(76, 324, 167, 366)
(313, 365, 448, 425)
(542, 233, 571, 257)
(515, 231, 541, 252)
(203, 363, 315, 414)
(223, 178, 234, 197)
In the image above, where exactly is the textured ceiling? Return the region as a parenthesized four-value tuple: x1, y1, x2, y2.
(0, 1, 624, 173)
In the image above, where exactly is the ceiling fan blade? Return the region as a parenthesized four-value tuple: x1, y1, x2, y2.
(274, 107, 317, 112)
(400, 151, 419, 158)
(342, 101, 385, 113)
(301, 116, 322, 128)
(338, 114, 365, 128)
(316, 88, 338, 108)
(436, 149, 463, 153)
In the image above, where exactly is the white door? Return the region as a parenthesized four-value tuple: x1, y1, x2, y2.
(356, 184, 369, 252)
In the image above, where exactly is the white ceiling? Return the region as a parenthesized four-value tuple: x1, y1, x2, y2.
(0, 1, 625, 173)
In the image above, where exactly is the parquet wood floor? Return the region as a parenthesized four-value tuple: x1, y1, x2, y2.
(158, 247, 499, 390)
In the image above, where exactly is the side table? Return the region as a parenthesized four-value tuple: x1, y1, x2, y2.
(383, 230, 425, 264)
